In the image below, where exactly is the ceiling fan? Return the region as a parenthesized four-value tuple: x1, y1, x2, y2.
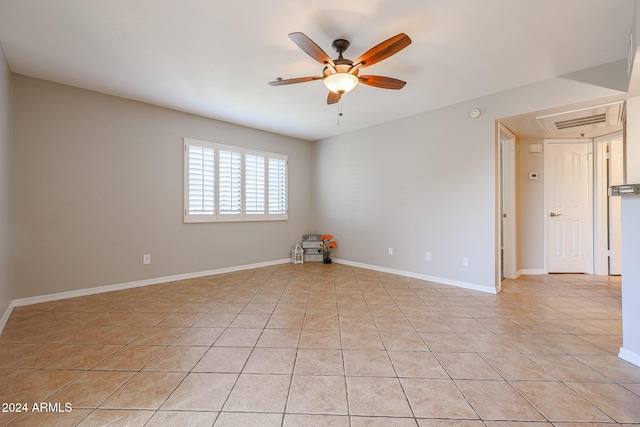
(269, 32, 412, 105)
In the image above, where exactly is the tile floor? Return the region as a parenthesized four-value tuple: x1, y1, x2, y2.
(1, 263, 639, 426)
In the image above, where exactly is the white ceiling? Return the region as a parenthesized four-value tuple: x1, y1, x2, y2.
(0, 0, 635, 141)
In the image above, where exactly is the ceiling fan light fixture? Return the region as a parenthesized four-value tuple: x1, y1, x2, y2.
(324, 72, 359, 94)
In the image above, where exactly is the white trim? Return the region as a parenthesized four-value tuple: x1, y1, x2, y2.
(0, 301, 15, 335)
(499, 124, 517, 280)
(594, 131, 624, 276)
(619, 347, 640, 368)
(518, 269, 546, 275)
(332, 258, 498, 294)
(10, 259, 290, 309)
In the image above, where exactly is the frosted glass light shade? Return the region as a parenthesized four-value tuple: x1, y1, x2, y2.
(324, 73, 358, 94)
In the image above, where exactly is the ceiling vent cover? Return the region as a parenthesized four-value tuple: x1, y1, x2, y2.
(537, 102, 623, 136)
(554, 113, 606, 130)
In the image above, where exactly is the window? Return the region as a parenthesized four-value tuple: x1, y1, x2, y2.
(184, 138, 288, 222)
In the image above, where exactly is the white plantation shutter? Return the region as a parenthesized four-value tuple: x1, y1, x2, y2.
(218, 148, 242, 216)
(268, 157, 287, 215)
(184, 138, 287, 222)
(245, 154, 266, 215)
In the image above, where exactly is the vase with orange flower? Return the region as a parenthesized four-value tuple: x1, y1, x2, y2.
(320, 234, 337, 264)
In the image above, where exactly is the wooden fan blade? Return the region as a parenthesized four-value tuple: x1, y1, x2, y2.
(327, 91, 342, 105)
(358, 75, 406, 90)
(269, 76, 322, 86)
(289, 32, 335, 66)
(353, 33, 411, 68)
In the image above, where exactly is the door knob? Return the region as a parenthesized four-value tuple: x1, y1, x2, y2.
(549, 212, 562, 217)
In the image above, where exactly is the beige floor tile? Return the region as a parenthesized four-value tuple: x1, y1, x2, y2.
(0, 369, 82, 403)
(373, 316, 415, 331)
(300, 329, 342, 348)
(284, 414, 350, 426)
(43, 344, 121, 369)
(193, 346, 252, 373)
(92, 345, 164, 371)
(214, 412, 283, 426)
(499, 334, 564, 354)
(418, 420, 485, 427)
(88, 326, 148, 345)
(340, 330, 385, 350)
(101, 371, 185, 409)
(346, 376, 413, 417)
(304, 313, 340, 330)
(419, 333, 473, 352)
(510, 381, 613, 422)
(146, 410, 218, 427)
(388, 351, 449, 379)
(407, 317, 453, 333)
(480, 353, 555, 380)
(351, 416, 418, 426)
(456, 379, 545, 421)
(223, 373, 291, 412)
(567, 381, 640, 423)
(434, 352, 501, 380)
(229, 313, 270, 328)
(343, 350, 396, 377)
(8, 408, 91, 427)
(287, 375, 349, 415)
(171, 327, 224, 346)
(143, 345, 207, 372)
(243, 347, 297, 374)
(400, 378, 478, 419)
(161, 372, 238, 411)
(574, 354, 640, 383)
(47, 370, 134, 408)
(266, 314, 305, 329)
(380, 331, 430, 351)
(257, 328, 301, 347)
(77, 409, 155, 426)
(0, 265, 633, 426)
(527, 354, 610, 382)
(295, 348, 344, 375)
(213, 327, 262, 347)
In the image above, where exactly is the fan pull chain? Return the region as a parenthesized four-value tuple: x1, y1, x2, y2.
(337, 99, 343, 125)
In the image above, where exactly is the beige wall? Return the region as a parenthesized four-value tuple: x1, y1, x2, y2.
(11, 75, 313, 299)
(313, 68, 626, 292)
(0, 44, 11, 315)
(517, 138, 545, 273)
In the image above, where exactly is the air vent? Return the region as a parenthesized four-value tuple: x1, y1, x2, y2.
(536, 102, 623, 136)
(554, 113, 606, 130)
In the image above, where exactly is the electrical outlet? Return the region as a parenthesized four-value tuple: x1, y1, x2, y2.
(143, 254, 151, 265)
(426, 252, 432, 261)
(388, 248, 394, 256)
(462, 257, 469, 267)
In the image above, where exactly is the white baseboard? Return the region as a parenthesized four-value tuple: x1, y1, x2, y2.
(10, 258, 291, 309)
(619, 347, 640, 368)
(519, 269, 547, 275)
(332, 258, 498, 294)
(0, 300, 15, 336)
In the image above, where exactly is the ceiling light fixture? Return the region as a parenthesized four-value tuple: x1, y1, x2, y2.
(324, 72, 359, 94)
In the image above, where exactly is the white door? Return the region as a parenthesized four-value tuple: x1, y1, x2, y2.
(608, 138, 623, 275)
(546, 142, 593, 273)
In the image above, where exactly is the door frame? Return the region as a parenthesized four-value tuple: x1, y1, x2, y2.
(594, 131, 623, 275)
(543, 138, 594, 274)
(498, 124, 517, 281)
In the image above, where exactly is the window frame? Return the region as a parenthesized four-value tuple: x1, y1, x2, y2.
(184, 138, 288, 223)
